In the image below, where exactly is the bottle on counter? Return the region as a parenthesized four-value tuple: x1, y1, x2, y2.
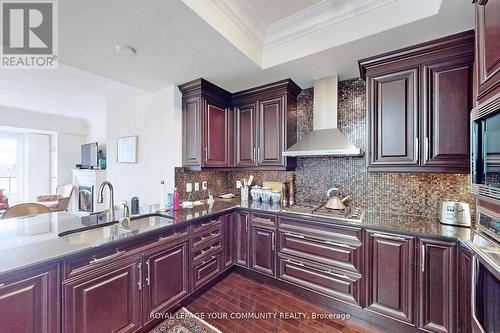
(173, 187, 180, 211)
(281, 181, 289, 207)
(288, 175, 295, 206)
(131, 197, 139, 215)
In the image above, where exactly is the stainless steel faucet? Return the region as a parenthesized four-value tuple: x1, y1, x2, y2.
(97, 181, 115, 221)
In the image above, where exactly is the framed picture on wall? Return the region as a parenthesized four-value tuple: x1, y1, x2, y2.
(117, 136, 137, 163)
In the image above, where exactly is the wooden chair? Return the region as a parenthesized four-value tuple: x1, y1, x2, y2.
(1, 203, 51, 219)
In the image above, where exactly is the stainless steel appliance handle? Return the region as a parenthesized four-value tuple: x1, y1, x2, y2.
(415, 138, 419, 161)
(204, 147, 208, 162)
(425, 137, 429, 161)
(421, 244, 425, 272)
(137, 262, 142, 290)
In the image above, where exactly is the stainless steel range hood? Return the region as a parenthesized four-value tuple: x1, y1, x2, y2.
(283, 75, 362, 157)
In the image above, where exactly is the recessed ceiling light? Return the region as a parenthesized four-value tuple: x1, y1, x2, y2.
(115, 44, 136, 56)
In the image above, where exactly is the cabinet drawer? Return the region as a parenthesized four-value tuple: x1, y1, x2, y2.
(278, 254, 362, 306)
(250, 212, 277, 226)
(192, 218, 222, 236)
(193, 240, 222, 264)
(192, 225, 222, 250)
(278, 216, 362, 243)
(192, 251, 222, 290)
(279, 230, 361, 272)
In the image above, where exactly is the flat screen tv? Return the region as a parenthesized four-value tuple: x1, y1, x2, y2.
(81, 142, 98, 169)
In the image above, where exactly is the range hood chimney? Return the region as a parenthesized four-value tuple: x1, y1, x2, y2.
(283, 75, 362, 157)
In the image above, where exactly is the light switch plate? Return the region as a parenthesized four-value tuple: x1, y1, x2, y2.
(194, 182, 200, 191)
(186, 183, 192, 193)
(236, 180, 242, 189)
(202, 181, 207, 190)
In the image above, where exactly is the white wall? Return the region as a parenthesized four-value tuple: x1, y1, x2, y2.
(105, 85, 182, 204)
(0, 105, 87, 190)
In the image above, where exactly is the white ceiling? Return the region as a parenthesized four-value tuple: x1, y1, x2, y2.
(250, 0, 323, 25)
(0, 0, 474, 121)
(0, 64, 130, 120)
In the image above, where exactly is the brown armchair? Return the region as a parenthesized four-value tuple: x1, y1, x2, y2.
(37, 184, 74, 212)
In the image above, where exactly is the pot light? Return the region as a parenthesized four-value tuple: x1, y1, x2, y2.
(115, 44, 136, 56)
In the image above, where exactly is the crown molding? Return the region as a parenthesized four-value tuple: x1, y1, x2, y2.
(212, 0, 266, 48)
(263, 0, 398, 49)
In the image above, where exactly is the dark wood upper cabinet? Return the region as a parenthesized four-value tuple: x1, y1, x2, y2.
(422, 59, 472, 169)
(368, 68, 419, 167)
(365, 231, 416, 326)
(234, 103, 257, 167)
(63, 254, 142, 333)
(258, 97, 285, 166)
(204, 97, 229, 167)
(142, 239, 190, 327)
(179, 78, 232, 170)
(180, 78, 300, 170)
(418, 239, 457, 333)
(474, 0, 500, 104)
(360, 30, 474, 173)
(0, 264, 58, 333)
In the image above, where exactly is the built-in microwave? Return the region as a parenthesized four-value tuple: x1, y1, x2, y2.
(471, 92, 500, 203)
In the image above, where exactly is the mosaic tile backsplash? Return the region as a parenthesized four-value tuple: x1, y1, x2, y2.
(175, 78, 474, 217)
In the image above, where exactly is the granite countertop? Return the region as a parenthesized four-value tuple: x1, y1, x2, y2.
(0, 198, 472, 276)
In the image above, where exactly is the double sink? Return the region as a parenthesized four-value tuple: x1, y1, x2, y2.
(60, 213, 174, 246)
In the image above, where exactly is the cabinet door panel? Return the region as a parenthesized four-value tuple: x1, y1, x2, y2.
(369, 69, 419, 167)
(204, 99, 228, 167)
(0, 266, 57, 333)
(235, 212, 249, 267)
(259, 97, 284, 166)
(475, 0, 500, 103)
(235, 103, 257, 167)
(63, 256, 142, 333)
(223, 214, 235, 269)
(423, 60, 472, 170)
(418, 239, 457, 333)
(182, 97, 201, 166)
(250, 226, 275, 276)
(365, 232, 415, 325)
(143, 241, 189, 325)
(459, 247, 472, 333)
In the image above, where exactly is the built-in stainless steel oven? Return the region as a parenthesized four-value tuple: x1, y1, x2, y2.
(471, 92, 500, 203)
(466, 206, 500, 333)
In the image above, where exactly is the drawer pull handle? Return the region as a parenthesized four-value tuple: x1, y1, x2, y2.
(285, 232, 305, 239)
(252, 217, 274, 224)
(89, 250, 125, 265)
(324, 240, 351, 248)
(201, 220, 218, 227)
(373, 233, 406, 241)
(324, 270, 350, 280)
(159, 232, 179, 242)
(201, 256, 216, 266)
(286, 259, 304, 266)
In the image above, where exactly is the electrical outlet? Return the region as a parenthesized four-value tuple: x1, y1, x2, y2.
(202, 181, 208, 190)
(194, 182, 200, 191)
(236, 180, 242, 189)
(186, 183, 192, 193)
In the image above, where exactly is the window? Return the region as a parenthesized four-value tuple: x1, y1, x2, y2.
(0, 134, 19, 204)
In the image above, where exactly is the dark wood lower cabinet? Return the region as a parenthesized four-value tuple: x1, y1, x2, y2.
(235, 212, 249, 267)
(365, 231, 415, 326)
(418, 239, 457, 333)
(459, 246, 472, 333)
(250, 225, 276, 276)
(0, 264, 58, 333)
(63, 255, 142, 333)
(223, 213, 235, 269)
(143, 239, 190, 326)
